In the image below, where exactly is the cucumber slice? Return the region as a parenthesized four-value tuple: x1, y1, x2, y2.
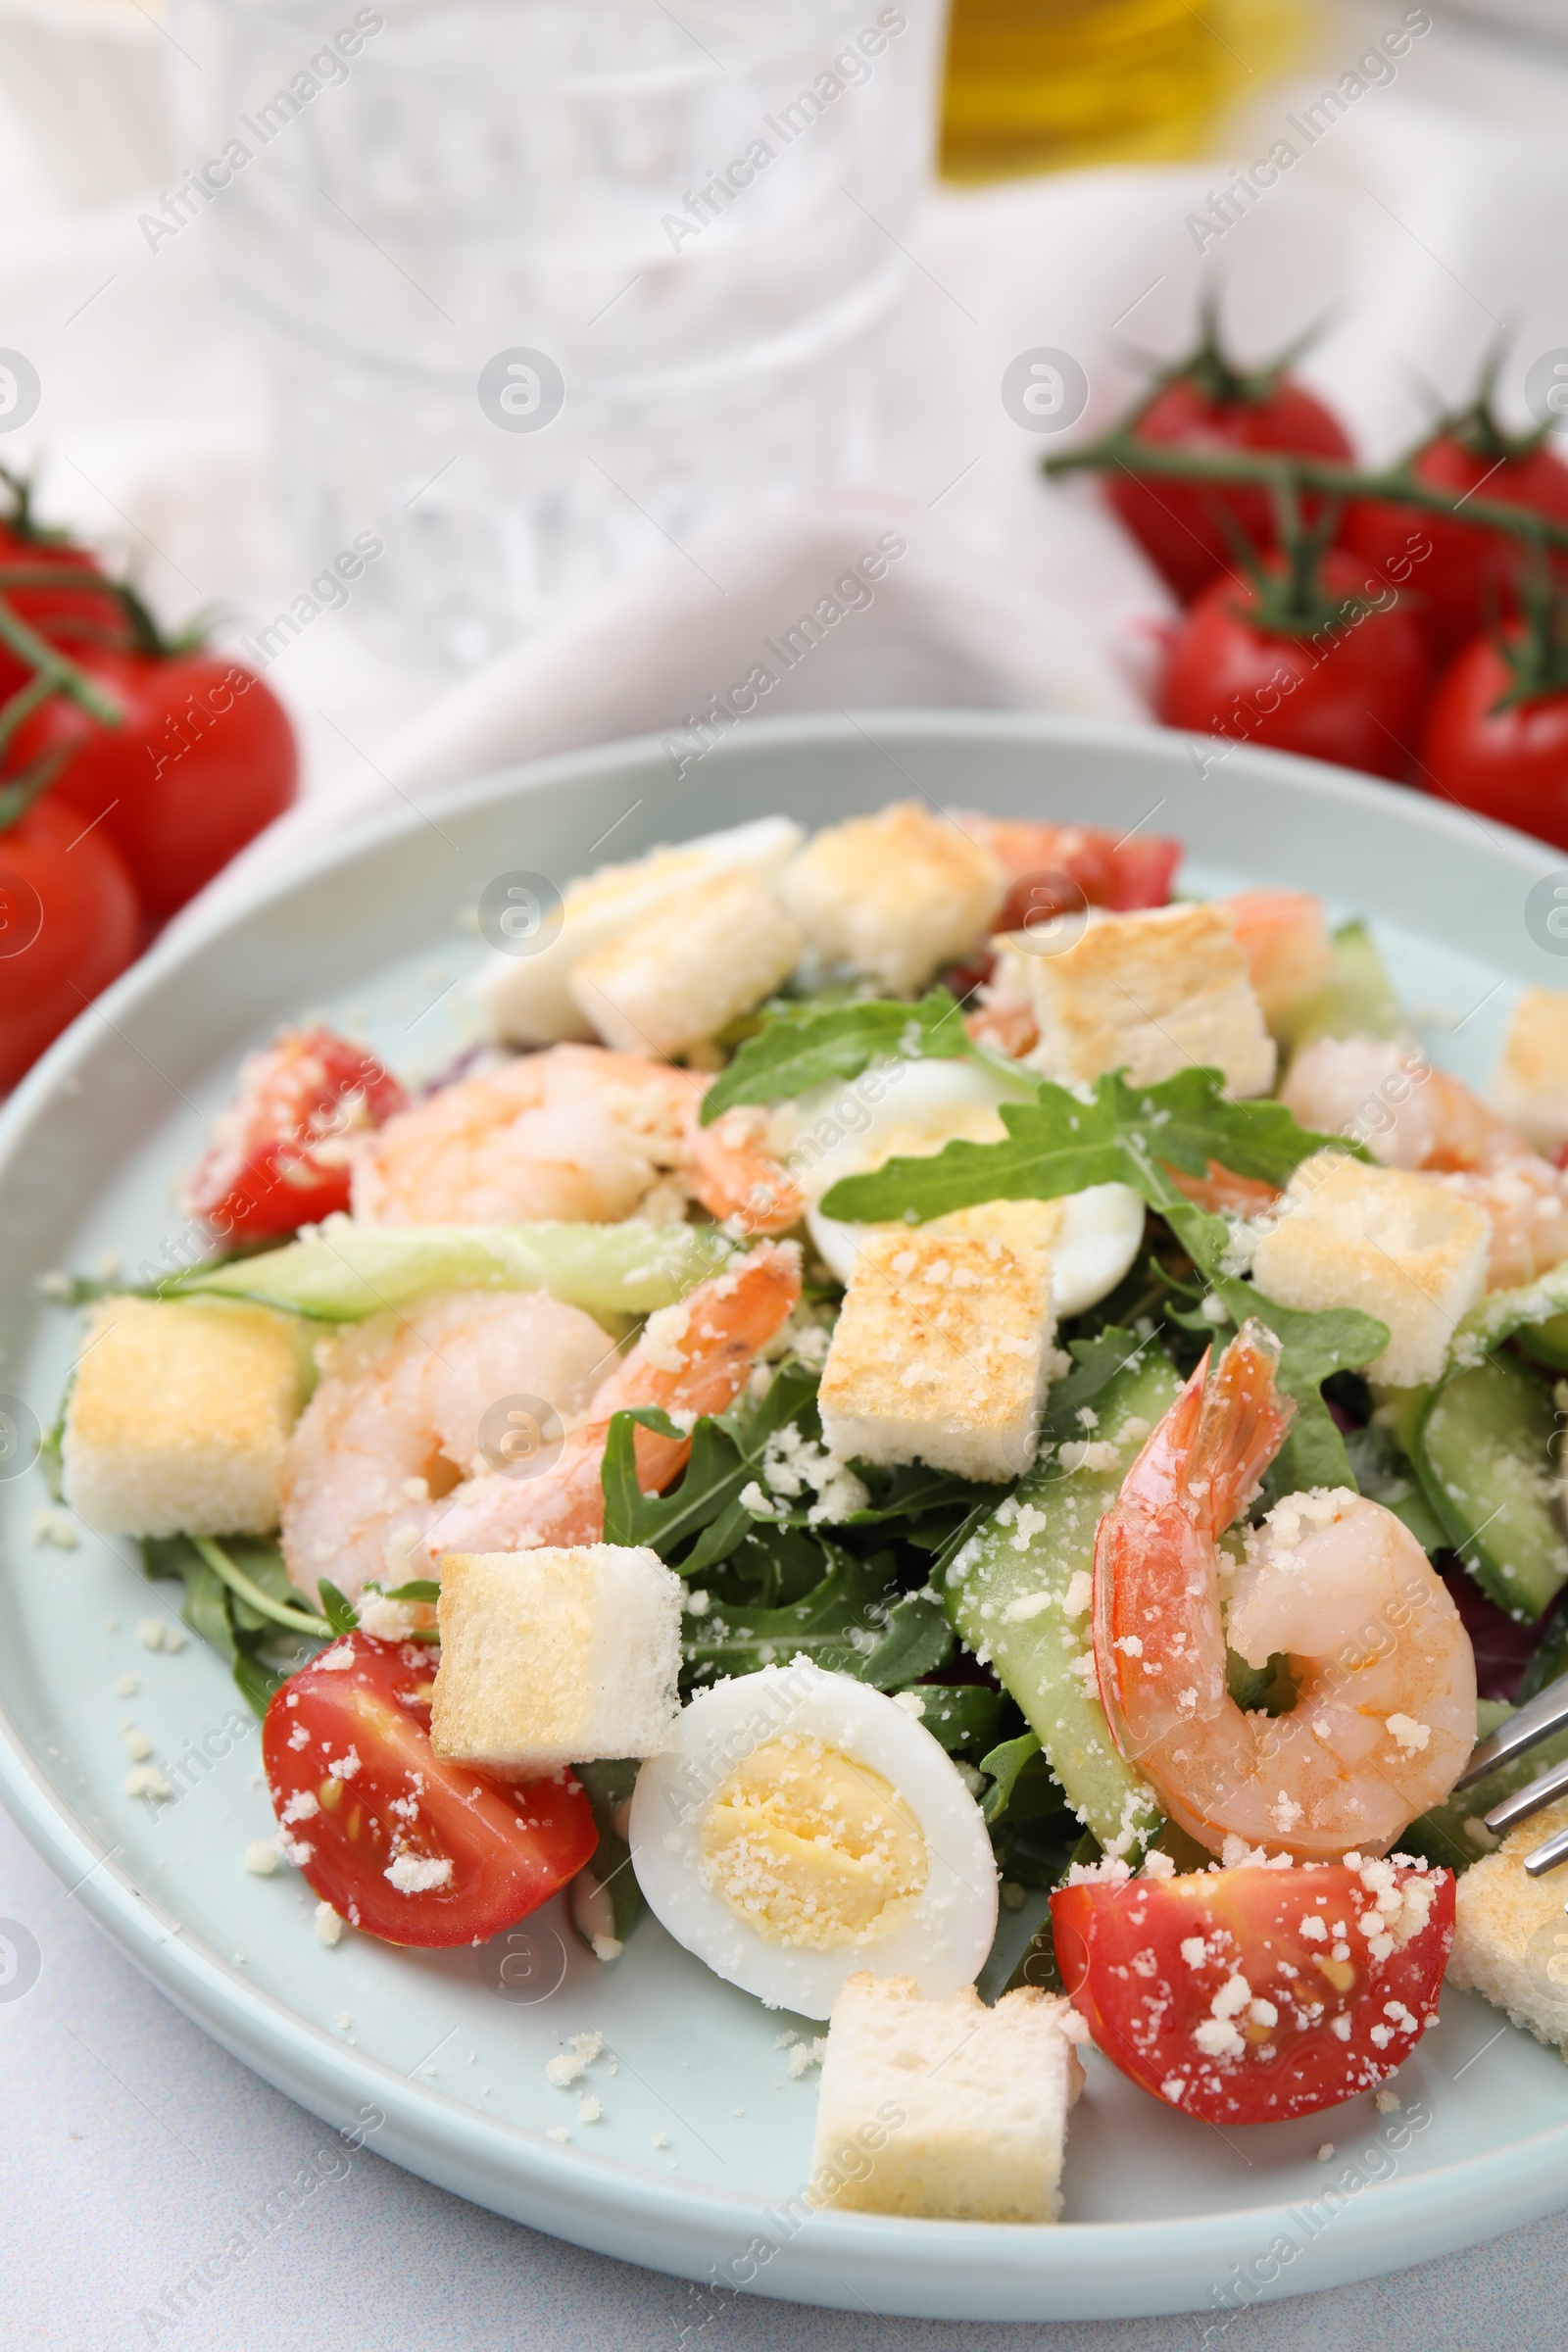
(944, 1343, 1181, 1856)
(1415, 1356, 1568, 1620)
(1518, 1311, 1568, 1374)
(1278, 919, 1402, 1054)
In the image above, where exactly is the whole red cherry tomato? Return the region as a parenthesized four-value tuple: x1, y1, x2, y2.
(5, 646, 297, 920)
(189, 1025, 409, 1240)
(1417, 629, 1568, 850)
(1159, 549, 1432, 779)
(1052, 1858, 1454, 2124)
(1106, 334, 1353, 604)
(263, 1633, 598, 1947)
(0, 481, 131, 703)
(1343, 413, 1568, 664)
(0, 792, 140, 1090)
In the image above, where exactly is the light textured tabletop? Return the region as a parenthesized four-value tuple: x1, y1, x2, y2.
(2, 1805, 1565, 2352)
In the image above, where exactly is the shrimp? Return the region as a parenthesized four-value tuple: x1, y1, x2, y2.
(1283, 1036, 1568, 1287)
(1094, 1321, 1476, 1861)
(350, 1043, 801, 1234)
(1223, 890, 1332, 1028)
(414, 1241, 802, 1568)
(279, 1289, 617, 1602)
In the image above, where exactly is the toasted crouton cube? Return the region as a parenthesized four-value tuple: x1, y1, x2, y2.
(808, 1973, 1085, 2222)
(1250, 1152, 1490, 1388)
(1449, 1794, 1568, 2057)
(778, 803, 1003, 994)
(431, 1544, 682, 1772)
(476, 815, 803, 1046)
(1493, 988, 1568, 1156)
(991, 901, 1275, 1098)
(568, 869, 802, 1058)
(817, 1228, 1055, 1482)
(62, 1297, 308, 1538)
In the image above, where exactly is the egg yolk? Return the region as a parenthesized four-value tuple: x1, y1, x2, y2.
(697, 1736, 929, 1948)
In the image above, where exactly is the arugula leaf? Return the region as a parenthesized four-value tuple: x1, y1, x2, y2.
(571, 1760, 644, 1946)
(600, 1359, 821, 1561)
(142, 1534, 317, 1717)
(842, 1459, 996, 1528)
(820, 1067, 1356, 1278)
(1207, 1277, 1389, 1496)
(700, 988, 972, 1122)
(680, 1543, 896, 1683)
(1038, 1326, 1161, 1443)
(853, 1591, 956, 1689)
(979, 1731, 1041, 1823)
(915, 1683, 1006, 1755)
(318, 1579, 359, 1636)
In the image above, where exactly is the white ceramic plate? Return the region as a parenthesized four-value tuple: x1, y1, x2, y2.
(3, 712, 1567, 2324)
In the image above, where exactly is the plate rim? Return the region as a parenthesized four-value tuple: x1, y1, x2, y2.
(4, 707, 1567, 2321)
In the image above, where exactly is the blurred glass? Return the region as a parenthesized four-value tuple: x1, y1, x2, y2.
(166, 0, 944, 664)
(941, 0, 1306, 180)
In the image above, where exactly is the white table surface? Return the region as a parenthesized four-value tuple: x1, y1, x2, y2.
(6, 6, 1568, 2344)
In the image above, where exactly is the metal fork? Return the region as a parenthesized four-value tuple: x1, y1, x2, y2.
(1453, 1675, 1568, 1875)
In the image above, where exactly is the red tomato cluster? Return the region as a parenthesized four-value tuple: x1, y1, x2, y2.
(1101, 339, 1568, 844)
(0, 491, 297, 1091)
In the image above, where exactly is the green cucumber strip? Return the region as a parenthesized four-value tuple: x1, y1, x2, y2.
(1517, 1311, 1568, 1374)
(1414, 1355, 1568, 1620)
(162, 1217, 734, 1324)
(1278, 918, 1402, 1054)
(944, 1342, 1181, 1857)
(1450, 1261, 1568, 1373)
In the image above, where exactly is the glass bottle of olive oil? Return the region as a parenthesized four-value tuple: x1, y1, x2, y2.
(941, 0, 1307, 181)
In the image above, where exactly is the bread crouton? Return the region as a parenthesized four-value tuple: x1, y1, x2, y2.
(476, 815, 802, 1046)
(808, 1973, 1086, 2221)
(61, 1296, 308, 1538)
(568, 868, 801, 1058)
(1449, 1793, 1568, 2059)
(817, 1227, 1055, 1483)
(1492, 987, 1568, 1156)
(990, 901, 1276, 1099)
(1250, 1151, 1490, 1388)
(778, 803, 1003, 994)
(431, 1544, 682, 1772)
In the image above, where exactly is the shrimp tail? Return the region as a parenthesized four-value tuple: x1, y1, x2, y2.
(1185, 1320, 1294, 1540)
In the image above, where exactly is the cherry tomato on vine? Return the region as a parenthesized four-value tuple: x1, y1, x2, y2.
(0, 792, 140, 1091)
(1159, 549, 1432, 779)
(0, 511, 130, 705)
(1105, 329, 1353, 604)
(189, 1026, 409, 1240)
(1343, 416, 1568, 663)
(1417, 630, 1568, 850)
(5, 646, 297, 920)
(263, 1633, 598, 1947)
(1051, 1859, 1454, 2124)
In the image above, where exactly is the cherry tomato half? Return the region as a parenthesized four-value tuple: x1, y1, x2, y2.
(1159, 552, 1432, 780)
(189, 1025, 409, 1239)
(1051, 1859, 1454, 2124)
(0, 794, 140, 1091)
(1344, 430, 1568, 664)
(1416, 633, 1568, 852)
(1107, 372, 1353, 605)
(262, 1633, 598, 1947)
(6, 646, 297, 920)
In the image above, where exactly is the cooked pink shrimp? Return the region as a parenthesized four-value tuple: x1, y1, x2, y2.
(1223, 890, 1332, 1028)
(350, 1043, 801, 1234)
(1094, 1321, 1475, 1861)
(279, 1289, 617, 1601)
(413, 1242, 802, 1568)
(1283, 1036, 1568, 1287)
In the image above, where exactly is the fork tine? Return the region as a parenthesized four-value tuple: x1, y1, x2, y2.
(1452, 1672, 1568, 1792)
(1484, 1752, 1568, 1838)
(1524, 1823, 1568, 1878)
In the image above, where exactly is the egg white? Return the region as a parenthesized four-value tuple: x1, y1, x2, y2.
(783, 1056, 1145, 1312)
(629, 1663, 999, 2019)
